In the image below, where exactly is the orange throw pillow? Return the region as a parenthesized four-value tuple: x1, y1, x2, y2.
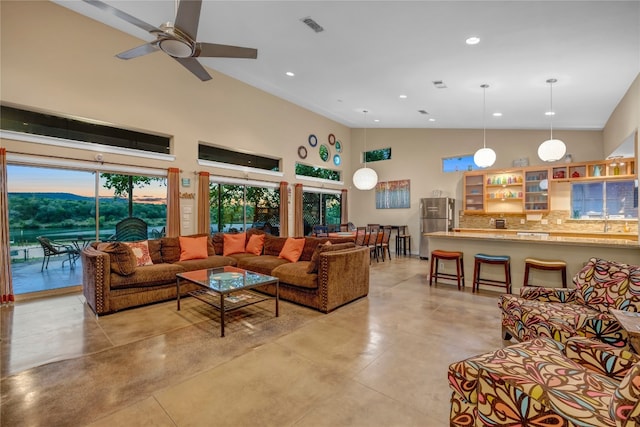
(223, 232, 246, 256)
(179, 236, 209, 261)
(278, 237, 306, 262)
(245, 234, 265, 255)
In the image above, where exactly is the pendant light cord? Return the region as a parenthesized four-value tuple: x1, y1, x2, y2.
(547, 78, 557, 140)
(363, 110, 368, 167)
(481, 84, 489, 149)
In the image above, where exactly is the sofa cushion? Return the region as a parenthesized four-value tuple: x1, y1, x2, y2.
(236, 255, 289, 276)
(179, 236, 209, 261)
(211, 232, 224, 255)
(279, 238, 306, 262)
(123, 240, 153, 266)
(110, 263, 184, 289)
(306, 241, 356, 274)
(574, 258, 640, 313)
(610, 362, 640, 422)
(161, 237, 181, 263)
(264, 234, 287, 256)
(174, 255, 237, 271)
(245, 234, 265, 255)
(97, 242, 137, 276)
(272, 262, 318, 289)
(147, 239, 163, 264)
(224, 232, 246, 256)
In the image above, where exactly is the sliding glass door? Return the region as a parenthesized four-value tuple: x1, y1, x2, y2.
(210, 182, 280, 235)
(302, 190, 341, 236)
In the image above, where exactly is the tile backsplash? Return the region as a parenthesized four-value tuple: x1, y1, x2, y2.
(458, 210, 638, 234)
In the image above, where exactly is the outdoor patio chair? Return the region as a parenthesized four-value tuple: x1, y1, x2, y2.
(37, 236, 79, 271)
(109, 217, 148, 242)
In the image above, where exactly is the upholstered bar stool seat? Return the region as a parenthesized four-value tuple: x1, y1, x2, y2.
(524, 257, 567, 287)
(429, 250, 465, 290)
(473, 253, 511, 293)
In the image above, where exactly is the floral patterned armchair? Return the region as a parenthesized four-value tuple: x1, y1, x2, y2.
(449, 336, 640, 426)
(500, 257, 640, 351)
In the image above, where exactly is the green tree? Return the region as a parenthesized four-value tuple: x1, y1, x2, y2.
(101, 173, 165, 217)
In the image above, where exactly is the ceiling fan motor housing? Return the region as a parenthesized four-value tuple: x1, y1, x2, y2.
(157, 22, 194, 58)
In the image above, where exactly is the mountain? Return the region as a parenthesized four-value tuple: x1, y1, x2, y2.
(8, 192, 126, 202)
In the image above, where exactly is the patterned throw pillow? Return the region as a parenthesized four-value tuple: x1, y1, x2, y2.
(123, 240, 153, 266)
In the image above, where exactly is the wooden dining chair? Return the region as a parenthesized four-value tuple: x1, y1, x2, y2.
(378, 226, 392, 261)
(354, 227, 367, 246)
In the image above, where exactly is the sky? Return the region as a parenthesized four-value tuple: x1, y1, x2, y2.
(7, 165, 167, 202)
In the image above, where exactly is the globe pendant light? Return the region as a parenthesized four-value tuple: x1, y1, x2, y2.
(538, 78, 567, 162)
(473, 84, 496, 168)
(353, 110, 378, 190)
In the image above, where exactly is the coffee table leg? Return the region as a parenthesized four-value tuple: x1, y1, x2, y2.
(220, 293, 225, 337)
(275, 281, 279, 317)
(176, 277, 181, 311)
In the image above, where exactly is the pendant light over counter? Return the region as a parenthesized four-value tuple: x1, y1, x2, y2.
(473, 84, 496, 168)
(352, 110, 378, 190)
(538, 78, 567, 162)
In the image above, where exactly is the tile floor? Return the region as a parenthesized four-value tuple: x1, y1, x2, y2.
(1, 257, 509, 426)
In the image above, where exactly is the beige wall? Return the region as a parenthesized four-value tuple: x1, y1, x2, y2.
(347, 128, 604, 252)
(603, 73, 640, 156)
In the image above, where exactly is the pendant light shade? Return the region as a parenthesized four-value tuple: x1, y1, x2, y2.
(353, 110, 379, 190)
(538, 79, 566, 162)
(473, 84, 496, 168)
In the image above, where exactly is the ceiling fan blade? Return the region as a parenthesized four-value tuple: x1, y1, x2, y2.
(173, 57, 212, 81)
(83, 0, 161, 34)
(116, 42, 159, 60)
(174, 0, 202, 41)
(197, 43, 258, 59)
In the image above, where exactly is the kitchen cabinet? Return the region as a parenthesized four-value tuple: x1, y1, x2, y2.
(485, 171, 524, 213)
(463, 173, 485, 212)
(524, 169, 549, 212)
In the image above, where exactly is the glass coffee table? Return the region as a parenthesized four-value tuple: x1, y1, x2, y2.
(176, 266, 279, 337)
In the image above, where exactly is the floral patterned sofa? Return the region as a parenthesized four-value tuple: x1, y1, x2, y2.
(500, 257, 640, 351)
(448, 336, 640, 426)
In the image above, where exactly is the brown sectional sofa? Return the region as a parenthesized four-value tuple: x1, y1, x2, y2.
(81, 230, 370, 315)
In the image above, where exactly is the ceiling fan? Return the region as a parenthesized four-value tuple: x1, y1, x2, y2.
(83, 0, 258, 81)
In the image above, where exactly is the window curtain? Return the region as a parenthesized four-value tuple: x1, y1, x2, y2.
(197, 171, 210, 234)
(279, 181, 289, 237)
(341, 189, 348, 224)
(294, 183, 304, 237)
(166, 167, 180, 237)
(0, 148, 14, 303)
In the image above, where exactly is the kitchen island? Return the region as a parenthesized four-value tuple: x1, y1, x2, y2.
(426, 230, 639, 292)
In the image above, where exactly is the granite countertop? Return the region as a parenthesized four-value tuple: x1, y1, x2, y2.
(426, 231, 640, 249)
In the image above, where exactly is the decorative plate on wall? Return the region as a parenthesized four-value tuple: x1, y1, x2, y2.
(298, 145, 307, 159)
(308, 134, 318, 147)
(328, 134, 336, 145)
(335, 140, 342, 153)
(333, 154, 341, 166)
(319, 144, 330, 162)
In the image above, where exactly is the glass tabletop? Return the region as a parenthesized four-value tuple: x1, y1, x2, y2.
(177, 266, 277, 293)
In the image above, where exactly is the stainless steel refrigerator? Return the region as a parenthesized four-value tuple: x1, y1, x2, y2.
(419, 197, 455, 259)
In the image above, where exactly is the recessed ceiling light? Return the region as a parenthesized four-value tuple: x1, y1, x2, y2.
(374, 119, 380, 123)
(465, 36, 480, 45)
(285, 71, 295, 77)
(428, 118, 436, 122)
(399, 94, 407, 99)
(492, 112, 503, 117)
(545, 111, 555, 116)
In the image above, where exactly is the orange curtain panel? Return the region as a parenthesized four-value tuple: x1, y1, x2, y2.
(166, 167, 181, 237)
(197, 171, 210, 234)
(279, 181, 288, 237)
(294, 183, 303, 237)
(341, 189, 348, 225)
(0, 148, 14, 303)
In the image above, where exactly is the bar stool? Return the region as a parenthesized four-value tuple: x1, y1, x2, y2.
(429, 250, 465, 290)
(523, 258, 567, 287)
(473, 254, 511, 293)
(396, 225, 411, 256)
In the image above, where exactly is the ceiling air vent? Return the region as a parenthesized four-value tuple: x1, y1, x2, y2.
(418, 110, 429, 115)
(301, 17, 324, 33)
(432, 80, 447, 89)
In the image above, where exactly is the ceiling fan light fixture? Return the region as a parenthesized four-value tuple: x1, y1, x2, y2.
(539, 78, 567, 162)
(159, 38, 193, 58)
